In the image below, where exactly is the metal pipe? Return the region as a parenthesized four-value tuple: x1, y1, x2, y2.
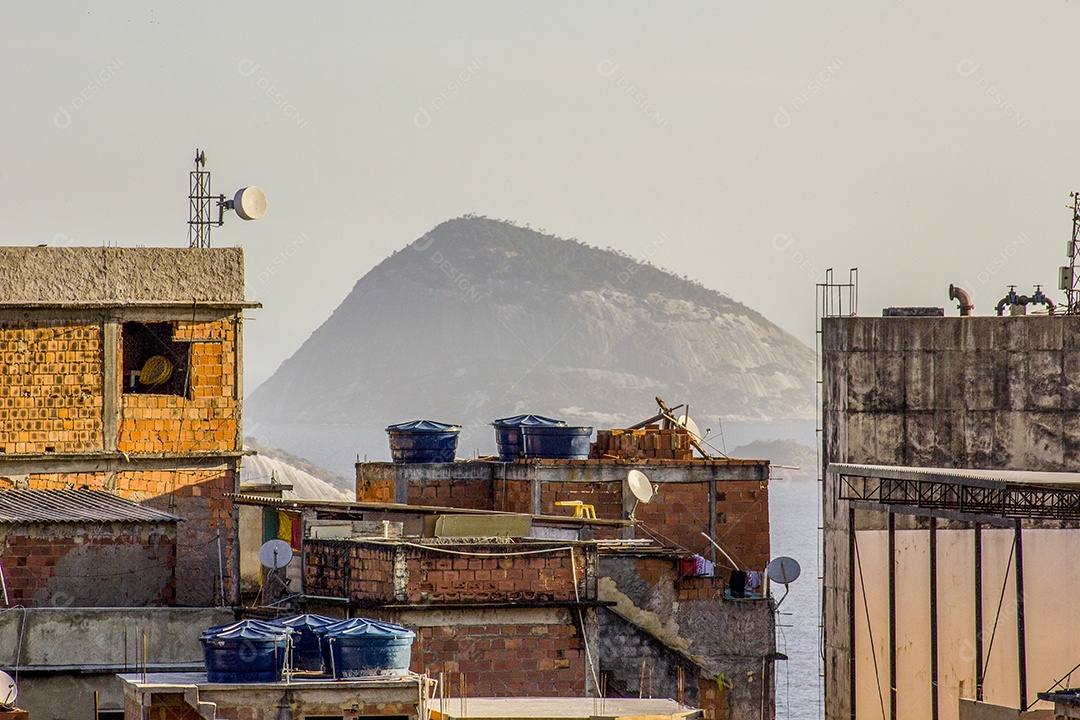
(974, 522, 984, 701)
(216, 529, 226, 607)
(1015, 519, 1028, 711)
(948, 284, 974, 316)
(929, 516, 939, 720)
(888, 511, 896, 720)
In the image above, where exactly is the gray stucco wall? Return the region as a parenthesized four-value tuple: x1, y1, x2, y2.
(0, 247, 246, 304)
(821, 315, 1080, 720)
(0, 607, 232, 720)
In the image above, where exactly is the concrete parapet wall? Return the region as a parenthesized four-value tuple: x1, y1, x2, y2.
(0, 606, 231, 667)
(0, 247, 246, 305)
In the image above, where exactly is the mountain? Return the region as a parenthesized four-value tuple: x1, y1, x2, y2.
(246, 217, 816, 474)
(241, 437, 352, 501)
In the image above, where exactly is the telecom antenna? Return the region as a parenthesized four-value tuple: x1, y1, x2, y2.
(187, 148, 267, 248)
(1060, 192, 1080, 313)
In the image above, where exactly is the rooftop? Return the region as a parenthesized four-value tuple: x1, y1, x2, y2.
(0, 246, 255, 307)
(0, 489, 183, 524)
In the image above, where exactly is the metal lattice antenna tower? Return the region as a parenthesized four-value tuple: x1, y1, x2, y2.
(1064, 192, 1080, 313)
(188, 149, 213, 248)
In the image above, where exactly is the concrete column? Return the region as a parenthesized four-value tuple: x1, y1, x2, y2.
(102, 317, 120, 452)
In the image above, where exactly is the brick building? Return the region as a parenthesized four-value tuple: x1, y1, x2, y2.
(0, 246, 255, 605)
(236, 450, 777, 719)
(0, 488, 180, 606)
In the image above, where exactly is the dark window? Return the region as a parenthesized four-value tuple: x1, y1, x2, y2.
(121, 322, 190, 397)
(98, 711, 124, 720)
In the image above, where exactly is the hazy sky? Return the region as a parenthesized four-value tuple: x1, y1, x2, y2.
(3, 3, 1078, 390)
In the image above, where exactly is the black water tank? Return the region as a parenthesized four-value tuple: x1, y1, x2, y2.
(386, 420, 461, 463)
(521, 425, 594, 460)
(271, 614, 337, 672)
(317, 618, 415, 678)
(492, 414, 566, 461)
(200, 620, 295, 683)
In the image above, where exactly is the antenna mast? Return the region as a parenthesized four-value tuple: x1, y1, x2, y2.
(1062, 192, 1080, 313)
(187, 148, 267, 248)
(188, 149, 216, 248)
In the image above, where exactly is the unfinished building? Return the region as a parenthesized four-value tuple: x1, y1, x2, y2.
(0, 246, 252, 720)
(234, 445, 777, 720)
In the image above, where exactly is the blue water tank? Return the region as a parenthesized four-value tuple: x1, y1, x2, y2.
(386, 420, 461, 463)
(521, 425, 594, 459)
(271, 614, 338, 672)
(317, 618, 415, 678)
(492, 414, 566, 461)
(200, 620, 295, 683)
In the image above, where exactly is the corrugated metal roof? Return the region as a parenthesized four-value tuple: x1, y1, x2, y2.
(0, 489, 183, 524)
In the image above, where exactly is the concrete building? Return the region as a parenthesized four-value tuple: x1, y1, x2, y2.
(822, 314, 1080, 720)
(0, 246, 256, 605)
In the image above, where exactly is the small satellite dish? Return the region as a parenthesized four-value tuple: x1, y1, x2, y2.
(766, 556, 801, 608)
(233, 186, 267, 221)
(627, 470, 654, 504)
(258, 539, 293, 569)
(627, 469, 654, 521)
(681, 414, 702, 443)
(0, 670, 17, 710)
(767, 556, 801, 585)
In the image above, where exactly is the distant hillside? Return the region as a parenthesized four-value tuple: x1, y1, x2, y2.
(242, 437, 352, 500)
(247, 217, 816, 473)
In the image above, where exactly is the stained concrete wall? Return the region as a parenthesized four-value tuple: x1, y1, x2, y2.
(0, 607, 232, 720)
(599, 555, 775, 719)
(822, 315, 1080, 720)
(0, 247, 247, 304)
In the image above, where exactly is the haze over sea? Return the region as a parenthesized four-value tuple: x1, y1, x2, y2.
(770, 477, 824, 720)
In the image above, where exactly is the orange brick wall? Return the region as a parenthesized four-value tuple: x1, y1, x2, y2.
(119, 321, 238, 454)
(0, 523, 176, 606)
(492, 477, 531, 513)
(17, 468, 237, 605)
(0, 322, 103, 453)
(415, 623, 586, 697)
(407, 547, 585, 604)
(305, 542, 396, 604)
(636, 480, 770, 571)
(408, 478, 494, 510)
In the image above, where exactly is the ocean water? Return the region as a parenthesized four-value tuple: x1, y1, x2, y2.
(770, 477, 824, 719)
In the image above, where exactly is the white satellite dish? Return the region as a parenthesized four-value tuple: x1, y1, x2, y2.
(627, 470, 654, 504)
(233, 186, 268, 221)
(766, 556, 801, 609)
(258, 539, 293, 569)
(681, 413, 702, 443)
(0, 670, 17, 710)
(627, 469, 654, 521)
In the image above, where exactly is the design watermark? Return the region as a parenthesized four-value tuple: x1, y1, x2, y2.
(957, 59, 1028, 129)
(774, 58, 843, 130)
(414, 59, 484, 130)
(597, 59, 668, 129)
(247, 233, 310, 301)
(237, 60, 309, 129)
(411, 233, 486, 302)
(54, 59, 124, 130)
